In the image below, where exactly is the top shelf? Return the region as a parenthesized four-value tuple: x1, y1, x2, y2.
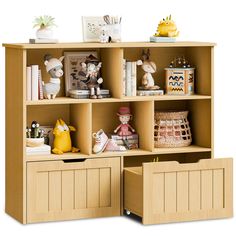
(2, 41, 216, 49)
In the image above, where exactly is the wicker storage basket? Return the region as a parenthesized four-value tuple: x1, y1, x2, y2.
(154, 111, 192, 148)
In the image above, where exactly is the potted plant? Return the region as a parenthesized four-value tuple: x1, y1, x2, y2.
(33, 15, 56, 39)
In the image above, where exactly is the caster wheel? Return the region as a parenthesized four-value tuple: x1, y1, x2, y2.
(126, 210, 131, 215)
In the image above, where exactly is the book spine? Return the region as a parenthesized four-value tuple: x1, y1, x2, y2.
(131, 62, 137, 96)
(126, 62, 132, 96)
(31, 65, 39, 101)
(123, 59, 126, 96)
(38, 69, 44, 100)
(26, 66, 32, 101)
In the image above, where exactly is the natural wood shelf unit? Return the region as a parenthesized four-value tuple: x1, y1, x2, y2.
(4, 41, 233, 225)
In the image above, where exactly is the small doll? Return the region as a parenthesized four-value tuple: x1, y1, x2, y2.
(81, 55, 103, 99)
(114, 107, 135, 136)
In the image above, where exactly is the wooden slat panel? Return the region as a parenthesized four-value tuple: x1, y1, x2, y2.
(99, 168, 111, 207)
(164, 172, 177, 213)
(152, 173, 164, 213)
(177, 171, 189, 212)
(213, 169, 224, 209)
(87, 169, 100, 208)
(62, 170, 74, 210)
(36, 172, 49, 213)
(49, 171, 62, 212)
(189, 170, 201, 211)
(201, 170, 213, 210)
(75, 169, 87, 209)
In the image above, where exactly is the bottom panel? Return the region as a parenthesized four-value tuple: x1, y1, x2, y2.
(27, 157, 120, 223)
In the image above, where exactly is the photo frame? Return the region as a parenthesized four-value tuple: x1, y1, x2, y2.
(82, 16, 106, 42)
(64, 51, 98, 96)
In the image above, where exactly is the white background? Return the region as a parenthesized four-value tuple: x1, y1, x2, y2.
(0, 0, 235, 235)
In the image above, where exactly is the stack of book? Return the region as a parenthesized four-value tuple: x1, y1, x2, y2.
(26, 65, 44, 101)
(26, 144, 51, 155)
(69, 89, 110, 99)
(110, 134, 139, 149)
(123, 60, 138, 96)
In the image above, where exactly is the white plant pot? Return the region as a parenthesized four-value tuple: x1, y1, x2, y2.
(36, 27, 53, 39)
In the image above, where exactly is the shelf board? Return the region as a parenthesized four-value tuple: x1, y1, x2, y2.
(3, 41, 216, 49)
(25, 152, 88, 162)
(123, 94, 211, 101)
(154, 145, 211, 154)
(25, 146, 211, 162)
(26, 94, 211, 105)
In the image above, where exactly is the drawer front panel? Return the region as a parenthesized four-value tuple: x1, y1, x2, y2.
(143, 158, 233, 224)
(27, 158, 120, 223)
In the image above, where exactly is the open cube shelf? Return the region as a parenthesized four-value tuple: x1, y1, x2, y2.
(5, 42, 232, 225)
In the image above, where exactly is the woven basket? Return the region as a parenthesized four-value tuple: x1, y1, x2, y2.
(154, 111, 192, 148)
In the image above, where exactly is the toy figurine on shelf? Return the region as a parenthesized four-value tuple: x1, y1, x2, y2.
(113, 107, 138, 150)
(52, 118, 79, 154)
(26, 121, 45, 147)
(137, 49, 163, 95)
(150, 15, 179, 42)
(43, 54, 64, 99)
(81, 55, 103, 99)
(114, 107, 135, 136)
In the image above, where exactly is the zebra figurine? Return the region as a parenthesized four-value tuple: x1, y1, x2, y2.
(43, 54, 64, 99)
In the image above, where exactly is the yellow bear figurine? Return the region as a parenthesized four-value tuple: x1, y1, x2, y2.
(52, 119, 79, 154)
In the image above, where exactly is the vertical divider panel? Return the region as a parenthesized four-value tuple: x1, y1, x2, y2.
(70, 103, 92, 155)
(100, 48, 124, 98)
(131, 101, 154, 151)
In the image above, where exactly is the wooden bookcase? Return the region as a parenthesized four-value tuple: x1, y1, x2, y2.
(3, 42, 233, 224)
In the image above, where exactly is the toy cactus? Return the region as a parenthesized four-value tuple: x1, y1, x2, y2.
(43, 54, 64, 99)
(26, 121, 45, 147)
(154, 15, 179, 37)
(52, 118, 79, 154)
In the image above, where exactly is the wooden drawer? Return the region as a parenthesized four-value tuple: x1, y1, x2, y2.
(124, 158, 233, 225)
(27, 157, 120, 223)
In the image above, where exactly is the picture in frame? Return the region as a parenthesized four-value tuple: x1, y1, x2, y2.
(64, 51, 98, 96)
(82, 16, 106, 42)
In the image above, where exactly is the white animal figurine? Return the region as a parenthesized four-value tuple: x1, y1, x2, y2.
(43, 54, 64, 99)
(137, 49, 160, 90)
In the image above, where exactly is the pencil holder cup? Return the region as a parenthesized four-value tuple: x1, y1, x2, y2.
(105, 24, 121, 42)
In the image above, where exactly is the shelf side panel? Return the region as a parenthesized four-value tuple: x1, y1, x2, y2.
(70, 103, 92, 155)
(5, 48, 26, 223)
(101, 48, 123, 98)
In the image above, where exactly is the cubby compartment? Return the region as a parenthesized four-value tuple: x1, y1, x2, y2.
(92, 101, 154, 154)
(124, 157, 233, 224)
(27, 47, 123, 100)
(26, 103, 92, 158)
(123, 46, 212, 97)
(27, 157, 121, 223)
(154, 99, 212, 154)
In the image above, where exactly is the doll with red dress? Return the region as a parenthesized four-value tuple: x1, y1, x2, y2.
(114, 107, 135, 136)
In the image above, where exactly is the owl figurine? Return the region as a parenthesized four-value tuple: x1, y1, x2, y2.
(52, 119, 79, 154)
